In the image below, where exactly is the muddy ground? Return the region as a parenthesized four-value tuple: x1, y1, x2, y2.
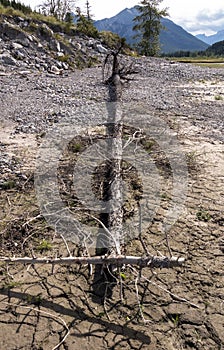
(0, 58, 223, 349)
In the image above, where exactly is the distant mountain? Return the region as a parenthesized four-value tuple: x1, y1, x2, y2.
(94, 7, 209, 54)
(196, 30, 224, 45)
(205, 40, 224, 55)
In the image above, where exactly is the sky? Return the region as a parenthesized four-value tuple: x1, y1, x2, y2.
(21, 0, 224, 35)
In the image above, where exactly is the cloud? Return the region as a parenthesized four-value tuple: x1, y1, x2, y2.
(176, 8, 224, 34)
(196, 8, 224, 22)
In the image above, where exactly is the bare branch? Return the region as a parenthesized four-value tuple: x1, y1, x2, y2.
(0, 255, 185, 268)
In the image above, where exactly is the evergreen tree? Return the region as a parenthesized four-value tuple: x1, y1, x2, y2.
(133, 0, 168, 56)
(86, 0, 91, 21)
(0, 0, 32, 14)
(76, 6, 98, 38)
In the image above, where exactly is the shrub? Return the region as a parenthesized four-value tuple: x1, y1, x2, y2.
(99, 31, 126, 50)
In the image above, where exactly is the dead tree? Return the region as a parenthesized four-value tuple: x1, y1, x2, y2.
(96, 48, 124, 257)
(0, 50, 185, 281)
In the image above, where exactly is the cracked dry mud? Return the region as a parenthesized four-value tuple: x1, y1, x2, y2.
(0, 57, 223, 350)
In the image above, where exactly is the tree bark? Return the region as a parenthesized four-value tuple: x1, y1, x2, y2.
(97, 50, 124, 255)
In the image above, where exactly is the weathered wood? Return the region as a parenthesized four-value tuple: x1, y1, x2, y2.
(99, 48, 124, 255)
(0, 255, 185, 268)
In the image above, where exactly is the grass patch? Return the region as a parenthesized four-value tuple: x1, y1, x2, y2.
(196, 209, 211, 222)
(0, 180, 16, 190)
(37, 239, 52, 252)
(214, 95, 223, 100)
(168, 57, 224, 68)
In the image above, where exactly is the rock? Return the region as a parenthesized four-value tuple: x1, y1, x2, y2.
(16, 37, 30, 47)
(87, 39, 95, 47)
(0, 53, 18, 66)
(1, 21, 29, 43)
(11, 42, 23, 50)
(96, 44, 108, 54)
(57, 52, 64, 58)
(13, 50, 25, 60)
(48, 65, 63, 75)
(62, 62, 69, 70)
(74, 42, 82, 50)
(38, 23, 54, 38)
(56, 41, 61, 52)
(27, 34, 34, 42)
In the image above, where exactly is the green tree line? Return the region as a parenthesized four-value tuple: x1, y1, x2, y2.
(0, 0, 32, 14)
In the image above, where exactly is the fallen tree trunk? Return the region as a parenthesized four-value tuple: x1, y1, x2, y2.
(0, 255, 184, 268)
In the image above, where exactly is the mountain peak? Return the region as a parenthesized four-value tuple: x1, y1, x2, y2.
(95, 7, 209, 53)
(196, 30, 224, 45)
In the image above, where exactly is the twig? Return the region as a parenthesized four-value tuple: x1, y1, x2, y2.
(60, 234, 72, 257)
(22, 231, 37, 249)
(90, 215, 120, 254)
(22, 214, 42, 228)
(141, 273, 201, 309)
(130, 266, 201, 309)
(135, 274, 152, 323)
(6, 263, 14, 279)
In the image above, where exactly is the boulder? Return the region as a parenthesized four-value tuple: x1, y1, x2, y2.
(0, 21, 29, 43)
(0, 53, 18, 66)
(11, 42, 23, 50)
(96, 44, 108, 54)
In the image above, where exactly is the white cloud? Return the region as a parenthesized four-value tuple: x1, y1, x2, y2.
(162, 0, 224, 34)
(175, 8, 224, 35)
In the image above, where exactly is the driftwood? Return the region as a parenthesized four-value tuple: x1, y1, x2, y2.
(0, 255, 184, 268)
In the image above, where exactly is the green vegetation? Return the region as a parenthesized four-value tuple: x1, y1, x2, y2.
(0, 0, 130, 54)
(0, 1, 74, 33)
(37, 239, 52, 252)
(166, 56, 224, 69)
(100, 31, 126, 50)
(3, 280, 22, 289)
(196, 209, 211, 222)
(120, 272, 127, 280)
(206, 40, 224, 56)
(0, 0, 32, 14)
(0, 0, 95, 38)
(214, 95, 223, 100)
(164, 40, 224, 63)
(26, 293, 42, 306)
(76, 10, 99, 38)
(133, 0, 168, 56)
(171, 314, 180, 327)
(0, 180, 16, 190)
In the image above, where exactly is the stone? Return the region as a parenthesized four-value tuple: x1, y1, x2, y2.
(13, 50, 25, 60)
(1, 21, 29, 45)
(62, 62, 69, 70)
(11, 42, 23, 50)
(16, 37, 30, 47)
(48, 65, 63, 75)
(0, 53, 18, 66)
(56, 41, 61, 52)
(96, 44, 108, 54)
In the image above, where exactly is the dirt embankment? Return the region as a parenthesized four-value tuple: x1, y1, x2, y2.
(0, 58, 223, 350)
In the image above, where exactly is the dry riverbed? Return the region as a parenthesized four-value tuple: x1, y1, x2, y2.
(0, 58, 223, 350)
